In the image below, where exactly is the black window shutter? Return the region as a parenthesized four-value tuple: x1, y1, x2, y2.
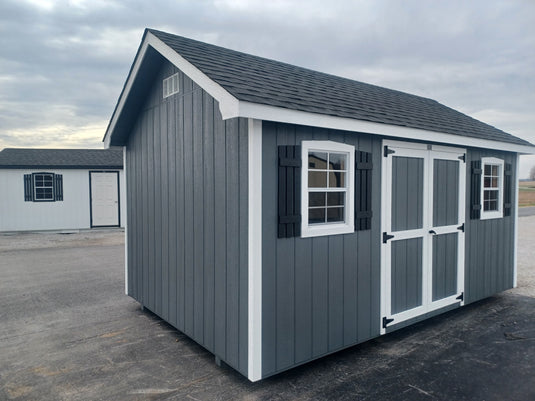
(470, 160, 482, 219)
(503, 163, 512, 217)
(55, 174, 63, 201)
(355, 150, 373, 231)
(24, 174, 33, 201)
(278, 145, 301, 238)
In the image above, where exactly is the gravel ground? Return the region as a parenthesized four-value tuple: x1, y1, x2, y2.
(514, 215, 535, 297)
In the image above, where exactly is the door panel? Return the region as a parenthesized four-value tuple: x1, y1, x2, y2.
(391, 238, 423, 314)
(392, 156, 424, 232)
(432, 233, 458, 301)
(433, 160, 459, 227)
(90, 172, 120, 227)
(381, 141, 465, 333)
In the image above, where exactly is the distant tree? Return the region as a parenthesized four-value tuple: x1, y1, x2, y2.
(531, 165, 535, 181)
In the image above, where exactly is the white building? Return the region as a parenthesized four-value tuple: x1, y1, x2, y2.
(0, 148, 125, 232)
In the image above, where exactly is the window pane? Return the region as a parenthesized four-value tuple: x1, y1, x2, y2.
(491, 165, 498, 176)
(491, 177, 498, 188)
(309, 171, 327, 188)
(484, 164, 492, 175)
(329, 153, 346, 170)
(327, 192, 345, 206)
(484, 190, 498, 201)
(309, 152, 327, 169)
(328, 172, 345, 188)
(327, 207, 344, 222)
(35, 175, 44, 186)
(484, 177, 490, 188)
(309, 192, 326, 207)
(309, 208, 325, 224)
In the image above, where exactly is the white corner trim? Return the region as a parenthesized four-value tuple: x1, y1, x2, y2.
(247, 118, 262, 381)
(123, 146, 128, 295)
(513, 154, 519, 288)
(104, 31, 240, 146)
(237, 101, 535, 154)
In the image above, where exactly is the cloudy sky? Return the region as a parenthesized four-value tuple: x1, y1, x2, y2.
(1, 0, 534, 176)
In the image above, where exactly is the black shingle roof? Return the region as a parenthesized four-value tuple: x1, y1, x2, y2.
(149, 29, 532, 147)
(0, 148, 123, 169)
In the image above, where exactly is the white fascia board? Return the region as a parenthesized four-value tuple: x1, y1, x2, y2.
(104, 32, 240, 147)
(247, 118, 262, 381)
(237, 101, 535, 154)
(513, 154, 519, 288)
(123, 146, 128, 295)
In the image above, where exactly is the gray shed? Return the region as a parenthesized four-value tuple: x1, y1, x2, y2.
(103, 28, 535, 381)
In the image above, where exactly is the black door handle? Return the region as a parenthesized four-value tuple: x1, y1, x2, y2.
(429, 230, 437, 235)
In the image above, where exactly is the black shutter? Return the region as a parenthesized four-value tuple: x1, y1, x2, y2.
(55, 174, 63, 201)
(503, 163, 512, 217)
(355, 150, 373, 231)
(278, 145, 301, 238)
(24, 174, 33, 201)
(470, 160, 482, 219)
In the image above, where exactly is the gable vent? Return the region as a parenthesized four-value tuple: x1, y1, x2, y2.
(163, 73, 179, 98)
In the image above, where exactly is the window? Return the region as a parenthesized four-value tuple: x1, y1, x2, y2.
(301, 141, 354, 237)
(34, 173, 54, 200)
(480, 157, 503, 219)
(163, 73, 179, 98)
(24, 172, 63, 202)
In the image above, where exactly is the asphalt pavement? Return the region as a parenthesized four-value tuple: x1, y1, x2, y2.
(0, 220, 534, 400)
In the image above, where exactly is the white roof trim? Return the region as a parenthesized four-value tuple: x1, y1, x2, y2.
(104, 31, 239, 147)
(236, 101, 535, 154)
(105, 32, 534, 154)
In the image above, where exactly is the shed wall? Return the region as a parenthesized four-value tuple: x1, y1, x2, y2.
(464, 149, 516, 304)
(261, 122, 382, 377)
(0, 169, 125, 231)
(125, 60, 249, 375)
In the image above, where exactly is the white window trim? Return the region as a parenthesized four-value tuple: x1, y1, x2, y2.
(480, 157, 504, 220)
(163, 72, 179, 98)
(301, 140, 355, 237)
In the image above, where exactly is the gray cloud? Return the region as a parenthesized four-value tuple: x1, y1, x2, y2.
(1, 0, 534, 174)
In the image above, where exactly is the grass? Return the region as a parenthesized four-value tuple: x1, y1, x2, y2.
(519, 181, 535, 207)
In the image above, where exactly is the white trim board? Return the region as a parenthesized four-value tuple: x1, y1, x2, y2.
(104, 32, 535, 155)
(123, 146, 128, 295)
(247, 118, 263, 381)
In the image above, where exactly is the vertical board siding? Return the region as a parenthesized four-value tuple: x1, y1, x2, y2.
(465, 149, 516, 304)
(262, 121, 381, 377)
(125, 61, 248, 376)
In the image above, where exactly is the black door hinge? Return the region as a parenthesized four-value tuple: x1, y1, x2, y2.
(382, 232, 394, 243)
(383, 317, 394, 329)
(458, 154, 466, 162)
(456, 292, 464, 301)
(457, 223, 465, 232)
(383, 146, 395, 157)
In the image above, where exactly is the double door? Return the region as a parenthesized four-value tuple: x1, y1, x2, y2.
(381, 140, 466, 332)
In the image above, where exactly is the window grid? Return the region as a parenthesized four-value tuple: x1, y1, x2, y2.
(483, 163, 500, 211)
(34, 173, 54, 201)
(307, 151, 348, 225)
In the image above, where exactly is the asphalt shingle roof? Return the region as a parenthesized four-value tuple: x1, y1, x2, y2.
(0, 148, 123, 169)
(149, 29, 532, 147)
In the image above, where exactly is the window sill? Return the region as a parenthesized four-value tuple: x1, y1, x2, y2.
(301, 222, 354, 238)
(480, 211, 503, 220)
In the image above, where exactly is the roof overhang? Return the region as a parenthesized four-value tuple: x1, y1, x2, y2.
(104, 31, 535, 155)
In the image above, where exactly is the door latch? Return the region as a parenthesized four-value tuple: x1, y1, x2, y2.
(428, 230, 437, 235)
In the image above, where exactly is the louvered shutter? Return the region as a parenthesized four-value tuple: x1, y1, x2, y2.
(24, 174, 33, 201)
(470, 160, 482, 219)
(355, 150, 373, 231)
(503, 163, 512, 217)
(55, 174, 63, 201)
(278, 145, 301, 238)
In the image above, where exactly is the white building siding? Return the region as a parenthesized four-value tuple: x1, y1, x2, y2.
(0, 169, 125, 232)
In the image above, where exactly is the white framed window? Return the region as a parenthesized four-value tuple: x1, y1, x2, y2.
(480, 157, 504, 220)
(33, 172, 55, 201)
(301, 140, 354, 237)
(163, 73, 179, 98)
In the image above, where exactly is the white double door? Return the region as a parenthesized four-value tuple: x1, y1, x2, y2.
(380, 140, 466, 332)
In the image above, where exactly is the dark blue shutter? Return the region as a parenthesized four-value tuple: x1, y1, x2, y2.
(503, 163, 512, 217)
(278, 145, 301, 238)
(55, 174, 63, 201)
(355, 150, 373, 231)
(24, 174, 33, 201)
(470, 160, 482, 219)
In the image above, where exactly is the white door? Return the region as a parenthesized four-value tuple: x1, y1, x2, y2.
(380, 140, 466, 333)
(90, 172, 120, 227)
